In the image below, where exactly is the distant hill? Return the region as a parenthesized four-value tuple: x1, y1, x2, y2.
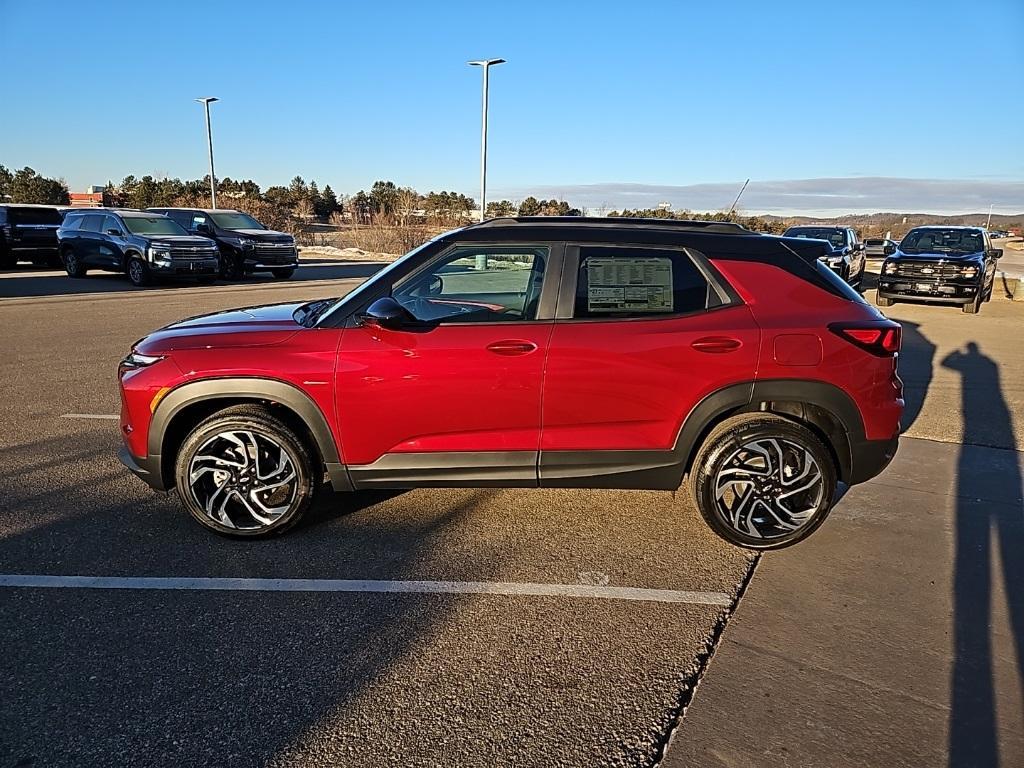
(760, 212, 1023, 238)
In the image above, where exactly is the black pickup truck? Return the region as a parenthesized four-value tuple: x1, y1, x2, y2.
(0, 204, 65, 267)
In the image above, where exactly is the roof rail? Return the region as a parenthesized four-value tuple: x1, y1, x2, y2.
(466, 216, 755, 235)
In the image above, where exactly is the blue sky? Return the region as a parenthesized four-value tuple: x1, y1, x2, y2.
(2, 0, 1022, 214)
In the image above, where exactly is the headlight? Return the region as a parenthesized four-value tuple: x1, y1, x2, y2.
(882, 261, 898, 275)
(961, 265, 979, 278)
(228, 237, 255, 249)
(120, 351, 164, 369)
(148, 246, 171, 261)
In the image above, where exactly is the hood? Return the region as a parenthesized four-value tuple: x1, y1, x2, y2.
(227, 228, 293, 243)
(135, 302, 305, 353)
(147, 235, 218, 248)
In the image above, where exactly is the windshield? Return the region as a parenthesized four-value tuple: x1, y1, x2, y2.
(123, 216, 189, 236)
(784, 227, 848, 248)
(306, 239, 440, 327)
(899, 228, 984, 255)
(210, 211, 265, 230)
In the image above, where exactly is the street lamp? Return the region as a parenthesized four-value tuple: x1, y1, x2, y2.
(195, 97, 219, 209)
(468, 59, 505, 222)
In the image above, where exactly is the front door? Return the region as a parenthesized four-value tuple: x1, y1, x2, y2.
(539, 243, 760, 486)
(336, 242, 558, 487)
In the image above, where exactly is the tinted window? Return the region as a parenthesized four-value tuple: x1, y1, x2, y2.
(784, 227, 848, 249)
(165, 211, 194, 228)
(80, 214, 105, 233)
(573, 246, 710, 319)
(900, 228, 984, 255)
(190, 214, 210, 231)
(103, 216, 124, 235)
(210, 211, 264, 230)
(865, 239, 883, 246)
(122, 216, 188, 236)
(393, 245, 548, 323)
(9, 207, 63, 225)
(61, 215, 82, 231)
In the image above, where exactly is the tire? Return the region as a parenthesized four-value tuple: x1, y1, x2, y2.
(220, 252, 244, 281)
(63, 247, 87, 278)
(272, 268, 295, 280)
(0, 244, 13, 269)
(962, 293, 981, 314)
(875, 294, 894, 307)
(127, 256, 151, 287)
(688, 413, 838, 550)
(174, 405, 318, 538)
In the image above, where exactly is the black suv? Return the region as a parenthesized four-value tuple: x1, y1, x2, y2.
(148, 208, 298, 280)
(782, 225, 867, 286)
(58, 209, 220, 286)
(0, 204, 65, 268)
(877, 226, 1000, 314)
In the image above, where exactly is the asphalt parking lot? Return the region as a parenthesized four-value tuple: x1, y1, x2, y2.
(1, 261, 1021, 767)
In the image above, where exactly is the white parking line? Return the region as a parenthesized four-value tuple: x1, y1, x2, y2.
(61, 414, 119, 420)
(0, 574, 733, 606)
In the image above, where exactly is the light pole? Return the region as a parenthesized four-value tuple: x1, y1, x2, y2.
(468, 59, 504, 223)
(986, 202, 993, 230)
(195, 97, 219, 209)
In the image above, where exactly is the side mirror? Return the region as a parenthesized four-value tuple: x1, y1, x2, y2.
(855, 242, 866, 251)
(884, 244, 897, 256)
(194, 223, 212, 234)
(360, 296, 414, 330)
(988, 248, 1003, 259)
(107, 228, 123, 237)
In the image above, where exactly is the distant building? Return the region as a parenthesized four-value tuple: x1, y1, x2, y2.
(70, 186, 114, 207)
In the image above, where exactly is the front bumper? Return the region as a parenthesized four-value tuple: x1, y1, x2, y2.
(848, 434, 899, 484)
(877, 277, 979, 304)
(151, 258, 219, 277)
(118, 444, 167, 491)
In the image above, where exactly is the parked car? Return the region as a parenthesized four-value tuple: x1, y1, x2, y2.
(58, 209, 220, 286)
(877, 226, 1000, 314)
(0, 204, 64, 268)
(782, 225, 866, 286)
(117, 217, 903, 550)
(864, 238, 898, 258)
(147, 207, 298, 280)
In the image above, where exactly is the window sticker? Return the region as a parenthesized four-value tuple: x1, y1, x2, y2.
(585, 257, 673, 313)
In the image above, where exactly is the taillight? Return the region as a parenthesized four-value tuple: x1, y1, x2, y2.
(829, 322, 901, 356)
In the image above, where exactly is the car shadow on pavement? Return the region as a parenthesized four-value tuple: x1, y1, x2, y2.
(897, 320, 935, 432)
(0, 261, 387, 300)
(942, 341, 1024, 767)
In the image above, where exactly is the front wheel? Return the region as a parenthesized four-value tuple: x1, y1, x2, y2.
(127, 256, 151, 287)
(689, 413, 837, 550)
(272, 267, 295, 279)
(220, 252, 245, 280)
(875, 294, 894, 307)
(174, 405, 318, 537)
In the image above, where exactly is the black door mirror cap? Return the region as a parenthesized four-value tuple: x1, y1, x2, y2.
(988, 248, 1003, 259)
(107, 229, 123, 236)
(361, 296, 415, 330)
(883, 245, 897, 255)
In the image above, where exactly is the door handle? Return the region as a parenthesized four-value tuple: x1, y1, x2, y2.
(691, 336, 742, 353)
(486, 340, 538, 356)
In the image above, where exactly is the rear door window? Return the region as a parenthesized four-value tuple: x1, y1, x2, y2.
(80, 214, 105, 233)
(571, 246, 711, 319)
(61, 215, 83, 231)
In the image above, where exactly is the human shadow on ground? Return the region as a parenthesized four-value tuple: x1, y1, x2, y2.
(943, 341, 1024, 767)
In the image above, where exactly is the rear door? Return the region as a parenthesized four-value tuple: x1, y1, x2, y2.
(539, 243, 760, 486)
(76, 214, 107, 265)
(336, 242, 561, 486)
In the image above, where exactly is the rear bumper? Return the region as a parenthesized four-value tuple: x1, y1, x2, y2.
(118, 444, 167, 491)
(848, 435, 899, 484)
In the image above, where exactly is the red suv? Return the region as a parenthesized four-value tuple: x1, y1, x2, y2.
(118, 218, 903, 549)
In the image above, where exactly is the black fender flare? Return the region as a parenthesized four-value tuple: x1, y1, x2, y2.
(674, 378, 865, 481)
(149, 377, 349, 490)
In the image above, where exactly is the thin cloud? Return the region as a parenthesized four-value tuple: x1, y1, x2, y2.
(492, 177, 1024, 216)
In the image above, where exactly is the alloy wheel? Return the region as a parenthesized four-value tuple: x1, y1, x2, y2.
(187, 429, 299, 531)
(713, 437, 824, 539)
(128, 260, 144, 285)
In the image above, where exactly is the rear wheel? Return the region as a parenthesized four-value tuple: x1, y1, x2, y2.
(174, 405, 317, 537)
(688, 413, 837, 550)
(63, 247, 87, 277)
(127, 256, 151, 287)
(272, 267, 295, 279)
